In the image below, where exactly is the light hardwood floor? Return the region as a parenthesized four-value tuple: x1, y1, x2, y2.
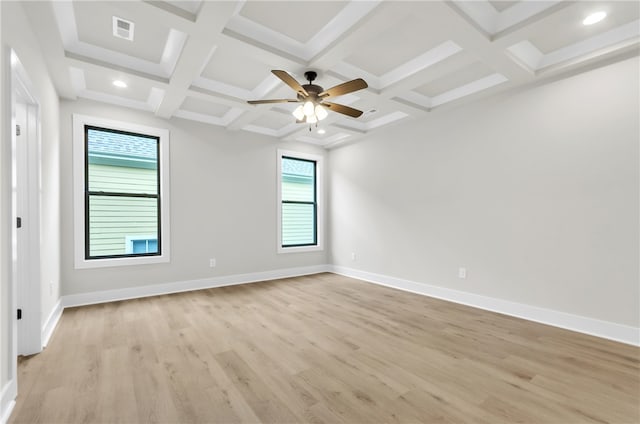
(9, 273, 640, 423)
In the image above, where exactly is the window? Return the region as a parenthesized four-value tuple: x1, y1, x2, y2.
(277, 150, 323, 253)
(73, 115, 170, 268)
(85, 126, 160, 259)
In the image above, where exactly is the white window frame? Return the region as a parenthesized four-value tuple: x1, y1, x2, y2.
(72, 114, 171, 268)
(277, 149, 323, 254)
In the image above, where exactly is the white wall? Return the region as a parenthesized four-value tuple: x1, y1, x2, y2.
(329, 57, 639, 328)
(60, 99, 328, 296)
(1, 0, 61, 416)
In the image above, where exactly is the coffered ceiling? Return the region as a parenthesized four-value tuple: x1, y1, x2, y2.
(23, 0, 640, 148)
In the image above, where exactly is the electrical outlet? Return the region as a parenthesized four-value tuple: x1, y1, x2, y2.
(351, 252, 356, 261)
(458, 267, 467, 279)
(209, 258, 216, 268)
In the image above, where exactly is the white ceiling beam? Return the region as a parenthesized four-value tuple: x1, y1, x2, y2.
(21, 1, 76, 99)
(154, 1, 237, 119)
(435, 2, 535, 85)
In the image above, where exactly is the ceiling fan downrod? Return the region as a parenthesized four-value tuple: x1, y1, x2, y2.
(304, 71, 317, 83)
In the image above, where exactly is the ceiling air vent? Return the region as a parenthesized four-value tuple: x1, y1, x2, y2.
(112, 16, 134, 41)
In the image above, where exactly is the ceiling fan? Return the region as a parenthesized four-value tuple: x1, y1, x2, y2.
(247, 70, 368, 125)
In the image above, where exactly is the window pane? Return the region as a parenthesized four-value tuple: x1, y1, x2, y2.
(132, 239, 147, 254)
(148, 239, 158, 252)
(282, 157, 314, 202)
(88, 195, 158, 257)
(282, 203, 315, 246)
(87, 128, 158, 195)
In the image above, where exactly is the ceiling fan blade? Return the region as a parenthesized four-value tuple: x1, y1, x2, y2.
(319, 78, 368, 98)
(247, 99, 299, 104)
(322, 102, 364, 118)
(272, 70, 309, 97)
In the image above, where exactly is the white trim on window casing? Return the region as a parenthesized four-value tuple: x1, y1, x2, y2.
(277, 149, 324, 254)
(72, 114, 171, 269)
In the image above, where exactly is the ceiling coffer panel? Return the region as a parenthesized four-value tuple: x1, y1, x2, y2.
(83, 70, 153, 102)
(73, 2, 170, 64)
(251, 111, 298, 130)
(180, 97, 231, 118)
(527, 1, 640, 54)
(238, 1, 349, 44)
(200, 46, 274, 91)
(344, 2, 454, 77)
(415, 62, 496, 98)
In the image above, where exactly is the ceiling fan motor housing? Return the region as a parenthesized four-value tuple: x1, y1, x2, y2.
(298, 84, 324, 101)
(300, 71, 324, 102)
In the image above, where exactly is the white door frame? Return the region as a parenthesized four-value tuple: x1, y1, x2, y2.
(10, 48, 42, 360)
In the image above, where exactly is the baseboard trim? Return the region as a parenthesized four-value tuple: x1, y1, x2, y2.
(0, 379, 17, 424)
(42, 299, 63, 348)
(57, 263, 639, 346)
(62, 264, 332, 308)
(331, 265, 640, 347)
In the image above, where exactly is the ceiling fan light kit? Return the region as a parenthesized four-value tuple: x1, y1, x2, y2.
(315, 104, 328, 120)
(248, 70, 369, 131)
(303, 100, 315, 117)
(292, 105, 305, 120)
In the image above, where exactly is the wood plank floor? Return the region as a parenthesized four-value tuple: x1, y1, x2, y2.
(9, 273, 640, 423)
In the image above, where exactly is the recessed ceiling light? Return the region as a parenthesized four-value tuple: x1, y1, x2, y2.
(112, 80, 127, 88)
(583, 11, 607, 26)
(317, 129, 326, 135)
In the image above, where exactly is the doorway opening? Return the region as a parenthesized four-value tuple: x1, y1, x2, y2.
(10, 48, 42, 365)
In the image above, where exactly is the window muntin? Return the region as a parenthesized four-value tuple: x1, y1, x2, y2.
(132, 239, 157, 253)
(85, 126, 161, 259)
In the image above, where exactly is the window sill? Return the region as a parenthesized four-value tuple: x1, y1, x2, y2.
(278, 245, 323, 254)
(74, 254, 170, 269)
